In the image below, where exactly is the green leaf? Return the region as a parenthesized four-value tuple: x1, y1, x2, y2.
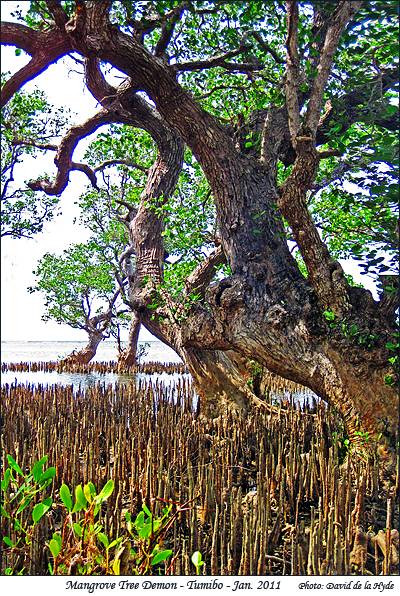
(73, 523, 83, 538)
(39, 467, 56, 483)
(96, 479, 114, 503)
(32, 456, 48, 482)
(14, 519, 22, 531)
(72, 484, 87, 513)
(97, 532, 109, 548)
(52, 532, 62, 549)
(191, 551, 204, 567)
(3, 536, 14, 548)
(108, 537, 123, 549)
(112, 558, 121, 575)
(49, 537, 61, 558)
(138, 522, 153, 540)
(142, 503, 152, 517)
(32, 498, 52, 523)
(1, 506, 10, 519)
(59, 484, 73, 511)
(16, 496, 32, 514)
(151, 549, 173, 566)
(83, 482, 96, 503)
(1, 468, 12, 491)
(134, 510, 145, 530)
(7, 455, 24, 477)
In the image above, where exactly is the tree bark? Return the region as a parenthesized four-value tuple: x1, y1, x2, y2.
(177, 183, 398, 453)
(117, 311, 141, 370)
(60, 330, 103, 365)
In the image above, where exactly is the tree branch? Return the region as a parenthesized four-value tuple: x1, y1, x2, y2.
(84, 57, 116, 105)
(285, 0, 301, 144)
(11, 138, 58, 151)
(175, 38, 262, 73)
(94, 158, 148, 174)
(185, 246, 226, 297)
(115, 198, 138, 215)
(1, 23, 71, 107)
(305, 1, 363, 137)
(44, 0, 69, 29)
(196, 83, 251, 100)
(14, 134, 147, 191)
(278, 140, 350, 313)
(251, 31, 284, 64)
(154, 4, 187, 58)
(0, 22, 39, 54)
(70, 161, 98, 187)
(128, 1, 189, 36)
(28, 109, 114, 195)
(90, 289, 120, 332)
(317, 148, 341, 160)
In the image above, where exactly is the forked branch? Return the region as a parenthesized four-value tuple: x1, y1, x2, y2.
(185, 246, 226, 298)
(1, 22, 71, 107)
(278, 1, 365, 311)
(305, 1, 363, 136)
(28, 109, 115, 195)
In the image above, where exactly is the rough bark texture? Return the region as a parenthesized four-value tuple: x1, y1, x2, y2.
(61, 330, 103, 365)
(117, 312, 141, 369)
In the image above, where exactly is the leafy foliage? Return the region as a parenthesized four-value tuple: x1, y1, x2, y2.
(1, 454, 202, 576)
(29, 243, 120, 330)
(1, 75, 69, 238)
(1, 454, 55, 575)
(1, 455, 190, 576)
(310, 124, 398, 278)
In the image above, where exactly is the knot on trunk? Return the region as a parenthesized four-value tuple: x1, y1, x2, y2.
(86, 34, 105, 52)
(208, 277, 246, 310)
(266, 304, 287, 328)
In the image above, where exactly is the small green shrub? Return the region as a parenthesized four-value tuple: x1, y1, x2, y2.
(51, 483, 176, 575)
(191, 551, 205, 575)
(1, 454, 55, 575)
(1, 455, 196, 576)
(49, 478, 124, 575)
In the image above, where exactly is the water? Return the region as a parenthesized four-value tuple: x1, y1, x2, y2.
(1, 340, 181, 364)
(1, 369, 191, 390)
(1, 340, 184, 390)
(0, 341, 314, 406)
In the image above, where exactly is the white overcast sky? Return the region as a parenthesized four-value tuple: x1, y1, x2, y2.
(1, 1, 377, 342)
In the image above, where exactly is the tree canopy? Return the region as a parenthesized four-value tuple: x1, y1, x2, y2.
(1, 79, 69, 238)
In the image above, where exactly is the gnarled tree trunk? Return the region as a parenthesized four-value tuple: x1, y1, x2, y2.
(61, 330, 103, 366)
(117, 311, 141, 370)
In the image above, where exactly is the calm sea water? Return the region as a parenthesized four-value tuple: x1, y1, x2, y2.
(1, 340, 184, 389)
(1, 340, 181, 364)
(0, 341, 314, 406)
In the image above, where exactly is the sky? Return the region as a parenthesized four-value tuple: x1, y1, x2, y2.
(1, 1, 379, 343)
(1, 1, 155, 342)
